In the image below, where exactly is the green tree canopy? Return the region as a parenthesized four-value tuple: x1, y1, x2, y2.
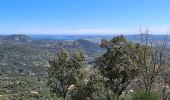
(95, 35, 139, 99)
(47, 48, 88, 100)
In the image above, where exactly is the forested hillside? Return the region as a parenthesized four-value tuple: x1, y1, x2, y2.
(0, 34, 170, 99)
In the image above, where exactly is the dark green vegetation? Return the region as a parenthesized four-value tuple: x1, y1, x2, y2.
(95, 36, 139, 99)
(0, 34, 170, 100)
(48, 49, 88, 100)
(132, 92, 158, 100)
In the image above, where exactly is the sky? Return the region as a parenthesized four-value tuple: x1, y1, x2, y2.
(0, 0, 170, 35)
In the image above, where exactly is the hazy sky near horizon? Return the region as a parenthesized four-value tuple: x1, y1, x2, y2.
(0, 0, 170, 35)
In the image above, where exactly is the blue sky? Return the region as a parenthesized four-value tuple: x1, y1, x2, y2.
(0, 0, 170, 35)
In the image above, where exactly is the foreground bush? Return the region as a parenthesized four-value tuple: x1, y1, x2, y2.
(132, 92, 158, 100)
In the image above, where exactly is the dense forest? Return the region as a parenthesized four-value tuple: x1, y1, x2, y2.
(0, 34, 170, 100)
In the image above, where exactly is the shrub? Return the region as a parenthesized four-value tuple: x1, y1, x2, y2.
(132, 92, 158, 100)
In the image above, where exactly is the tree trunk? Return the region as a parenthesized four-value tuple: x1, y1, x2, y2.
(63, 96, 66, 100)
(63, 94, 66, 100)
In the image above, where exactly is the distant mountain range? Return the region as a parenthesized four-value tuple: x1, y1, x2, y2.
(29, 34, 170, 43)
(1, 34, 169, 42)
(0, 34, 104, 75)
(0, 34, 169, 76)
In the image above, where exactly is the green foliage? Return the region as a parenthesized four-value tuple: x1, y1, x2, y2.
(71, 69, 109, 100)
(96, 35, 139, 98)
(0, 34, 169, 99)
(132, 92, 158, 100)
(47, 48, 88, 99)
